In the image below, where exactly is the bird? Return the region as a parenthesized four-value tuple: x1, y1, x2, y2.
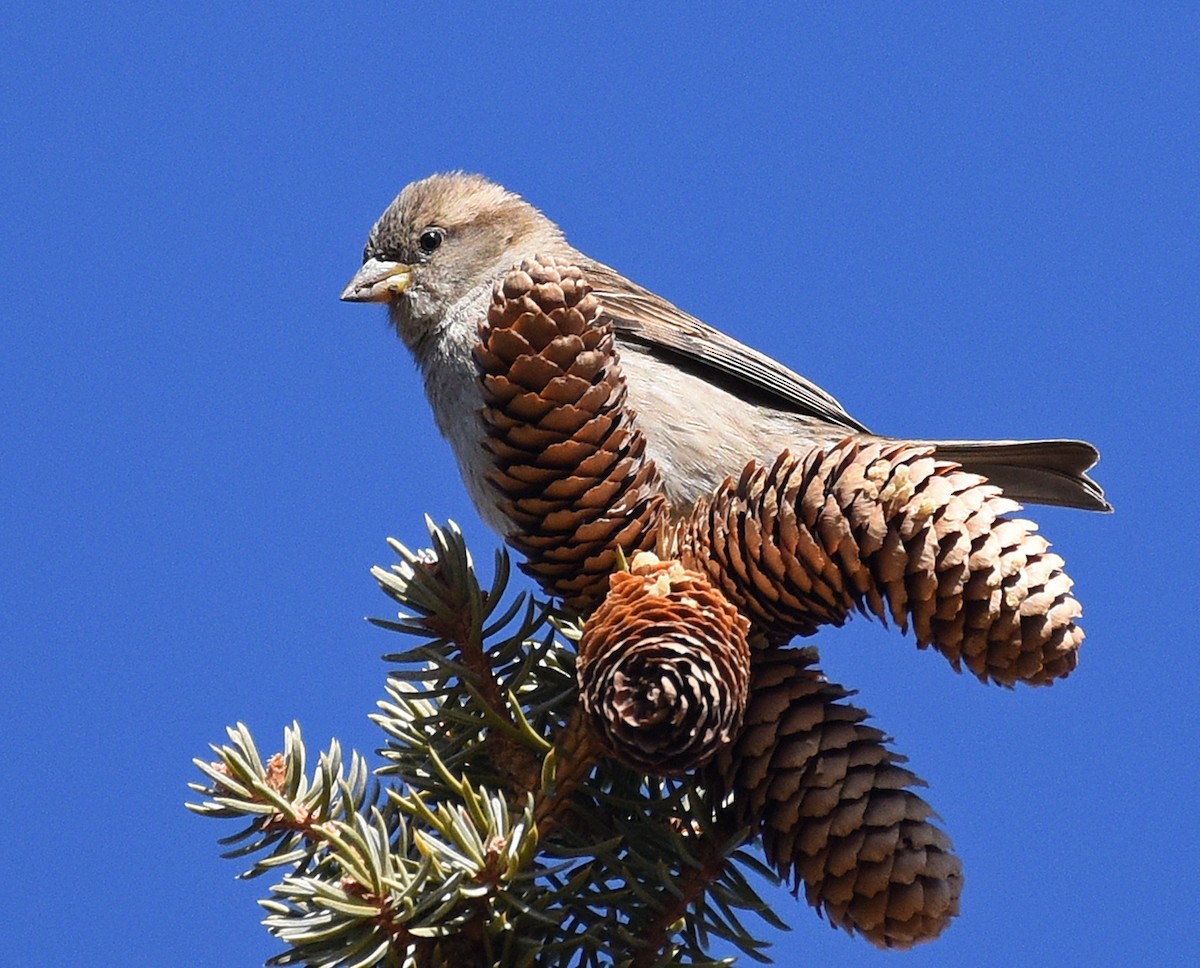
(341, 172, 1109, 535)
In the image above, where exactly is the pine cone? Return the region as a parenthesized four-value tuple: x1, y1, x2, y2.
(714, 647, 962, 948)
(577, 553, 751, 775)
(678, 439, 1083, 686)
(474, 257, 667, 610)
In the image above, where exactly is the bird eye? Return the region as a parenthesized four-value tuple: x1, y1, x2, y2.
(418, 227, 445, 254)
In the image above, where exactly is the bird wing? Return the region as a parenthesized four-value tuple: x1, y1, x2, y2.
(573, 260, 1110, 513)
(580, 260, 870, 434)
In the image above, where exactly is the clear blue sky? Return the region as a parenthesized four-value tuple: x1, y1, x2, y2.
(2, 4, 1196, 966)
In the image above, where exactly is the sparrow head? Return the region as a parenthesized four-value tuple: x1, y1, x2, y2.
(341, 172, 565, 350)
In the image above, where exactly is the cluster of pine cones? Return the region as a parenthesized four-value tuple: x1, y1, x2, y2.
(473, 257, 1086, 948)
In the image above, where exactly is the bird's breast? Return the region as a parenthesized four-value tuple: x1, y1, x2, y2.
(416, 288, 515, 535)
(617, 343, 835, 517)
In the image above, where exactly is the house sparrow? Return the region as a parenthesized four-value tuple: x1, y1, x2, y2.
(342, 172, 1109, 534)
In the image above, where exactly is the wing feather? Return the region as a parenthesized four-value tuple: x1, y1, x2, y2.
(580, 260, 870, 434)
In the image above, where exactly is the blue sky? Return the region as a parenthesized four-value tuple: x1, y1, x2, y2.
(2, 3, 1197, 965)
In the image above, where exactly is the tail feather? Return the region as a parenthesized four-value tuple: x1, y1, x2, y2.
(918, 439, 1111, 512)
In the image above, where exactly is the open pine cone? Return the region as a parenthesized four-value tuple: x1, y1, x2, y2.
(678, 440, 1084, 686)
(577, 553, 751, 775)
(474, 257, 666, 610)
(713, 647, 962, 948)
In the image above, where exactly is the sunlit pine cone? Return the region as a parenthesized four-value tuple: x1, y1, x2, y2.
(713, 646, 962, 948)
(678, 439, 1084, 686)
(474, 257, 667, 610)
(577, 553, 751, 775)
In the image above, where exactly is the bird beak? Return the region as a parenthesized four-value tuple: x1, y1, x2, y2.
(340, 258, 413, 302)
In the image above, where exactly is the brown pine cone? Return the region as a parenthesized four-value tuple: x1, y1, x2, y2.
(577, 553, 751, 775)
(474, 257, 667, 610)
(678, 439, 1084, 686)
(714, 647, 962, 948)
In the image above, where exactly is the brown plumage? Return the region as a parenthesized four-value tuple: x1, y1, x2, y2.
(342, 173, 1110, 536)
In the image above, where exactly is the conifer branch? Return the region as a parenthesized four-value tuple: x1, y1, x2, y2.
(531, 707, 599, 842)
(629, 818, 739, 968)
